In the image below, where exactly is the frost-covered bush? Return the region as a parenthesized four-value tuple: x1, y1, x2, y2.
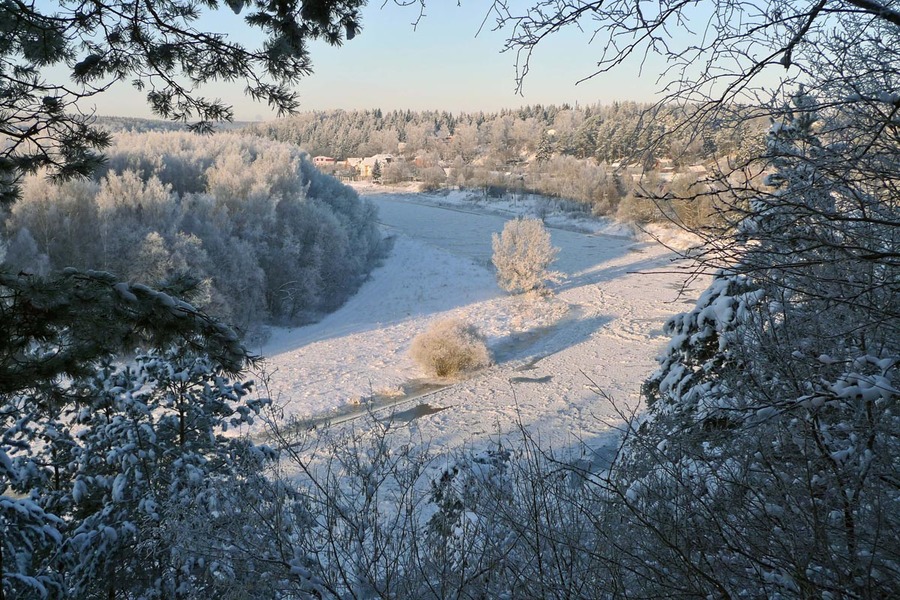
(2, 132, 383, 330)
(491, 218, 562, 294)
(260, 419, 623, 599)
(410, 318, 492, 377)
(615, 192, 662, 224)
(380, 160, 415, 184)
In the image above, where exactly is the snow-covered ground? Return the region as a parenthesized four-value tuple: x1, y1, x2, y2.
(254, 186, 704, 456)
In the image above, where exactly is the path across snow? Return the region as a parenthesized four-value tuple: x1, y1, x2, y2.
(256, 188, 702, 454)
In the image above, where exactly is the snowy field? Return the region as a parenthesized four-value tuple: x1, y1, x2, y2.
(255, 186, 704, 456)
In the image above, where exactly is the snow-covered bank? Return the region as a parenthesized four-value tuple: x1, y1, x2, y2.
(351, 182, 702, 250)
(257, 190, 703, 452)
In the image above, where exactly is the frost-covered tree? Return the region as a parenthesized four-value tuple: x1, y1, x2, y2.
(53, 350, 271, 598)
(535, 132, 553, 163)
(492, 218, 562, 294)
(1, 227, 50, 276)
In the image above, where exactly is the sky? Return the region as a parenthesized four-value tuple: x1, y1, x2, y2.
(77, 2, 669, 121)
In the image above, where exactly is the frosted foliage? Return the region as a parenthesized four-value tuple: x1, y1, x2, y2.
(1, 132, 382, 329)
(424, 448, 512, 583)
(492, 218, 561, 293)
(58, 351, 273, 598)
(96, 169, 171, 215)
(629, 94, 900, 597)
(129, 231, 172, 283)
(10, 176, 100, 268)
(2, 227, 49, 276)
(2, 347, 275, 598)
(410, 318, 492, 377)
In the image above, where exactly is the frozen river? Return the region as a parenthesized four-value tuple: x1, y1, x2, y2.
(260, 189, 699, 452)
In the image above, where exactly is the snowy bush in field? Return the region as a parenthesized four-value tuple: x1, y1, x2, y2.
(410, 318, 492, 377)
(491, 217, 561, 294)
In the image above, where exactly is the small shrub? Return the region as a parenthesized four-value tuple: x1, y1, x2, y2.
(410, 319, 492, 378)
(419, 166, 447, 191)
(491, 218, 562, 294)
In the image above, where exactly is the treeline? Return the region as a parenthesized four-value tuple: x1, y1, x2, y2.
(246, 103, 757, 164)
(97, 115, 252, 134)
(1, 132, 382, 331)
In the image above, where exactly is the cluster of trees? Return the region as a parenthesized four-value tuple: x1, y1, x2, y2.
(96, 116, 194, 134)
(0, 269, 313, 598)
(1, 132, 383, 331)
(0, 128, 386, 597)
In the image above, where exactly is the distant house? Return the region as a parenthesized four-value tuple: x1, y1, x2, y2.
(687, 164, 708, 176)
(313, 156, 337, 168)
(359, 154, 395, 178)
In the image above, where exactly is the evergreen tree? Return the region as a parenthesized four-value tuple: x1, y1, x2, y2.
(57, 350, 271, 598)
(372, 159, 382, 181)
(0, 269, 266, 596)
(535, 132, 553, 163)
(628, 94, 900, 597)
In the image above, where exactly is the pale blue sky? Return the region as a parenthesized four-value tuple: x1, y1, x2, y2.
(79, 2, 672, 120)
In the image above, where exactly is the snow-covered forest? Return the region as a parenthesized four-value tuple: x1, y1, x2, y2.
(247, 103, 757, 165)
(2, 132, 383, 331)
(246, 103, 764, 223)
